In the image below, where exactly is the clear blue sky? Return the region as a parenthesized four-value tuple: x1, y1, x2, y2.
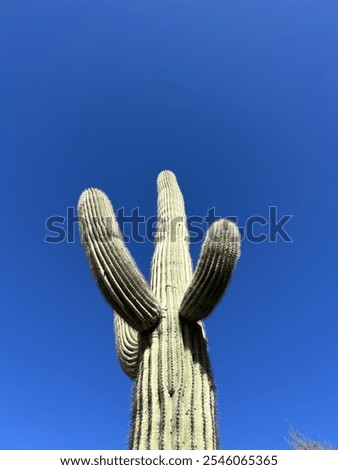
(1, 0, 337, 450)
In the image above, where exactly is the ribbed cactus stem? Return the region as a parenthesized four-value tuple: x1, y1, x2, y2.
(78, 170, 240, 450)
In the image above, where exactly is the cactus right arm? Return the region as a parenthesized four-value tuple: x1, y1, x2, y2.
(78, 188, 161, 332)
(179, 219, 240, 322)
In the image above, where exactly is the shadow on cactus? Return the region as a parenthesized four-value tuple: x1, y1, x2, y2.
(78, 170, 240, 450)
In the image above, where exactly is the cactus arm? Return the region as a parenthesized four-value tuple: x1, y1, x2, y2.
(114, 313, 140, 379)
(179, 219, 240, 322)
(78, 188, 161, 331)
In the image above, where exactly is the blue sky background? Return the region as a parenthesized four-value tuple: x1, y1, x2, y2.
(1, 0, 337, 450)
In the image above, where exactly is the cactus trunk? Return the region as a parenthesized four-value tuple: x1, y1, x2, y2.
(78, 170, 240, 450)
(130, 171, 217, 449)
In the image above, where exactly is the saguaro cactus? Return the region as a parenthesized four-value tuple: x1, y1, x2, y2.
(78, 170, 240, 450)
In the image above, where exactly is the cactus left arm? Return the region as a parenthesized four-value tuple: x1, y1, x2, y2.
(78, 188, 161, 331)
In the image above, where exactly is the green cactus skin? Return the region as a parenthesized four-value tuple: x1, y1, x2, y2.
(78, 170, 240, 450)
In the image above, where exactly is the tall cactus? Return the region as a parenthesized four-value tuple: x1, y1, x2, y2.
(78, 170, 240, 450)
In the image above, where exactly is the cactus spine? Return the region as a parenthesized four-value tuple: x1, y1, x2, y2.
(78, 170, 240, 450)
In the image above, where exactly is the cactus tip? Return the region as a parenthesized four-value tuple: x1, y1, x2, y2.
(157, 170, 177, 189)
